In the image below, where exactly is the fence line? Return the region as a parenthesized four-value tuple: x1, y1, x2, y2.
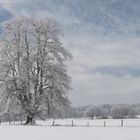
(1, 119, 140, 127)
(46, 119, 140, 128)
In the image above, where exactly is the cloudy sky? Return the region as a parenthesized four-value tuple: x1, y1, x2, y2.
(0, 0, 140, 106)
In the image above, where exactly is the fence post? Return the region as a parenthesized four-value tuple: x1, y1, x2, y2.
(72, 120, 73, 126)
(52, 120, 55, 126)
(9, 121, 11, 125)
(87, 121, 89, 127)
(121, 119, 123, 127)
(104, 120, 106, 127)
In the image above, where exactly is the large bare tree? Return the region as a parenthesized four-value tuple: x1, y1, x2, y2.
(0, 17, 72, 124)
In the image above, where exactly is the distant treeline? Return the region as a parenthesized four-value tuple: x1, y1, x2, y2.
(1, 104, 140, 122)
(63, 104, 140, 119)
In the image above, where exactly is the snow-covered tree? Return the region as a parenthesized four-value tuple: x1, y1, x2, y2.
(111, 104, 131, 119)
(0, 17, 72, 124)
(84, 106, 102, 119)
(99, 104, 112, 119)
(127, 108, 137, 118)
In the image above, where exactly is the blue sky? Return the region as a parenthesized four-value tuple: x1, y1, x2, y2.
(0, 0, 140, 106)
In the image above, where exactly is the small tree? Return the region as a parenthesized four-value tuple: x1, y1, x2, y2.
(99, 104, 112, 119)
(0, 17, 72, 124)
(84, 106, 102, 119)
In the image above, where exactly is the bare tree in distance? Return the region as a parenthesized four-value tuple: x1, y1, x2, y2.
(84, 106, 102, 119)
(0, 17, 72, 125)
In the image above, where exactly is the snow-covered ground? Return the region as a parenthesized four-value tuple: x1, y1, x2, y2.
(0, 119, 140, 140)
(0, 125, 140, 140)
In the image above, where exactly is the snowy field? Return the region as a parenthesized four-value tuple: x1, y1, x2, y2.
(0, 119, 140, 140)
(0, 125, 140, 140)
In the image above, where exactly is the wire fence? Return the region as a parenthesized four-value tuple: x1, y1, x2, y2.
(1, 119, 140, 127)
(38, 118, 140, 127)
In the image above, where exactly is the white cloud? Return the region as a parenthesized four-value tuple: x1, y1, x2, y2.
(66, 33, 140, 106)
(70, 72, 140, 106)
(66, 35, 140, 70)
(0, 0, 24, 3)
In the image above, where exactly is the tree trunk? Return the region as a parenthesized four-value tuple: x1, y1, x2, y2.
(25, 115, 35, 125)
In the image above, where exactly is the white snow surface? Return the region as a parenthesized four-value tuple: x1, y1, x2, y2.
(0, 118, 140, 140)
